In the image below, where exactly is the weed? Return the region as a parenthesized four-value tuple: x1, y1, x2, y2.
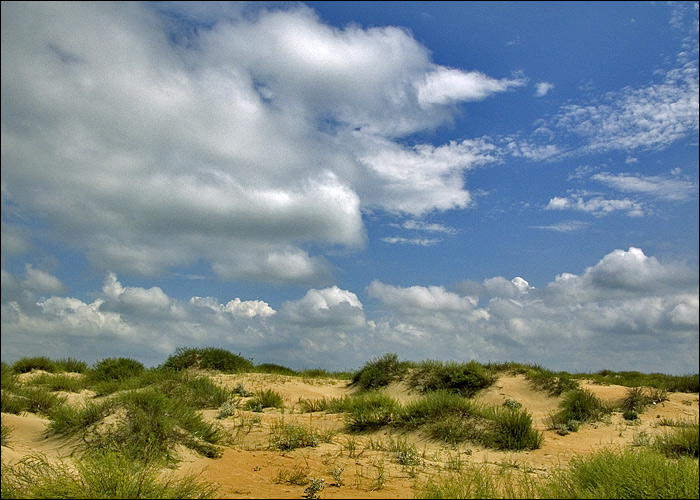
(269, 421, 321, 450)
(652, 422, 699, 458)
(217, 396, 241, 419)
(303, 478, 325, 499)
(344, 392, 400, 431)
(274, 466, 309, 485)
(329, 467, 344, 486)
(1, 423, 11, 447)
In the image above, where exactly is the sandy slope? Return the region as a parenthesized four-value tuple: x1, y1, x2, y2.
(2, 372, 698, 499)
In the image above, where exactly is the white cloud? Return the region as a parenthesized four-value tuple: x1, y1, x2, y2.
(545, 194, 645, 217)
(591, 172, 698, 201)
(0, 2, 520, 284)
(530, 221, 590, 232)
(535, 82, 554, 97)
(21, 264, 67, 294)
(1, 247, 697, 373)
(381, 237, 441, 246)
(416, 67, 525, 107)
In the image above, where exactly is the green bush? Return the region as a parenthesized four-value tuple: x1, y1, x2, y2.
(10, 356, 58, 374)
(3, 386, 66, 417)
(351, 353, 410, 391)
(269, 421, 322, 450)
(159, 347, 254, 373)
(27, 373, 86, 393)
(87, 357, 145, 383)
(407, 360, 495, 397)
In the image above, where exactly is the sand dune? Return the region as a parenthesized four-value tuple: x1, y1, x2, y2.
(2, 372, 698, 499)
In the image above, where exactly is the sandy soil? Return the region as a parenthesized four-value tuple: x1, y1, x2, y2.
(2, 372, 698, 499)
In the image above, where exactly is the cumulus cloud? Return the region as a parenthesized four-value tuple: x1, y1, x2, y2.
(0, 2, 522, 284)
(1, 247, 697, 373)
(21, 264, 67, 295)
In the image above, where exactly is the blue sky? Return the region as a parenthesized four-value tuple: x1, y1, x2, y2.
(1, 1, 698, 374)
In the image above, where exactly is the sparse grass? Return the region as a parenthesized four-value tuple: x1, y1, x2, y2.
(255, 363, 297, 376)
(582, 370, 699, 393)
(159, 347, 254, 373)
(416, 447, 699, 499)
(1, 385, 67, 417)
(0, 448, 219, 499)
(274, 466, 310, 485)
(1, 423, 11, 447)
(407, 359, 496, 397)
(26, 373, 86, 393)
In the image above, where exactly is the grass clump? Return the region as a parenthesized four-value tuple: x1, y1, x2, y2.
(525, 366, 579, 396)
(407, 360, 496, 397)
(583, 370, 699, 393)
(345, 392, 400, 432)
(542, 447, 699, 499)
(652, 421, 699, 458)
(0, 447, 219, 499)
(545, 389, 611, 433)
(53, 358, 88, 374)
(10, 356, 58, 374)
(87, 357, 145, 384)
(350, 353, 411, 391)
(159, 347, 253, 373)
(244, 388, 284, 412)
(269, 421, 332, 450)
(26, 373, 86, 393)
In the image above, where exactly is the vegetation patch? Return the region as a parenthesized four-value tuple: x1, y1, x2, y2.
(159, 346, 254, 373)
(407, 359, 496, 397)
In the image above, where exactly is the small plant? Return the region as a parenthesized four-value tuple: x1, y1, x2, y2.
(232, 382, 252, 397)
(503, 398, 522, 409)
(1, 423, 11, 447)
(274, 466, 309, 485)
(269, 421, 320, 450)
(303, 478, 325, 499)
(623, 410, 639, 421)
(370, 462, 386, 491)
(329, 467, 344, 486)
(652, 422, 699, 458)
(217, 397, 240, 419)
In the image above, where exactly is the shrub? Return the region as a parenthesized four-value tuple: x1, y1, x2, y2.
(407, 360, 495, 397)
(159, 347, 254, 373)
(351, 353, 410, 390)
(618, 386, 656, 413)
(87, 357, 145, 383)
(10, 356, 58, 374)
(1, 423, 11, 447)
(28, 373, 86, 393)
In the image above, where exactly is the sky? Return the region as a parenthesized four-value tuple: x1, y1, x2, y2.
(1, 1, 698, 375)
